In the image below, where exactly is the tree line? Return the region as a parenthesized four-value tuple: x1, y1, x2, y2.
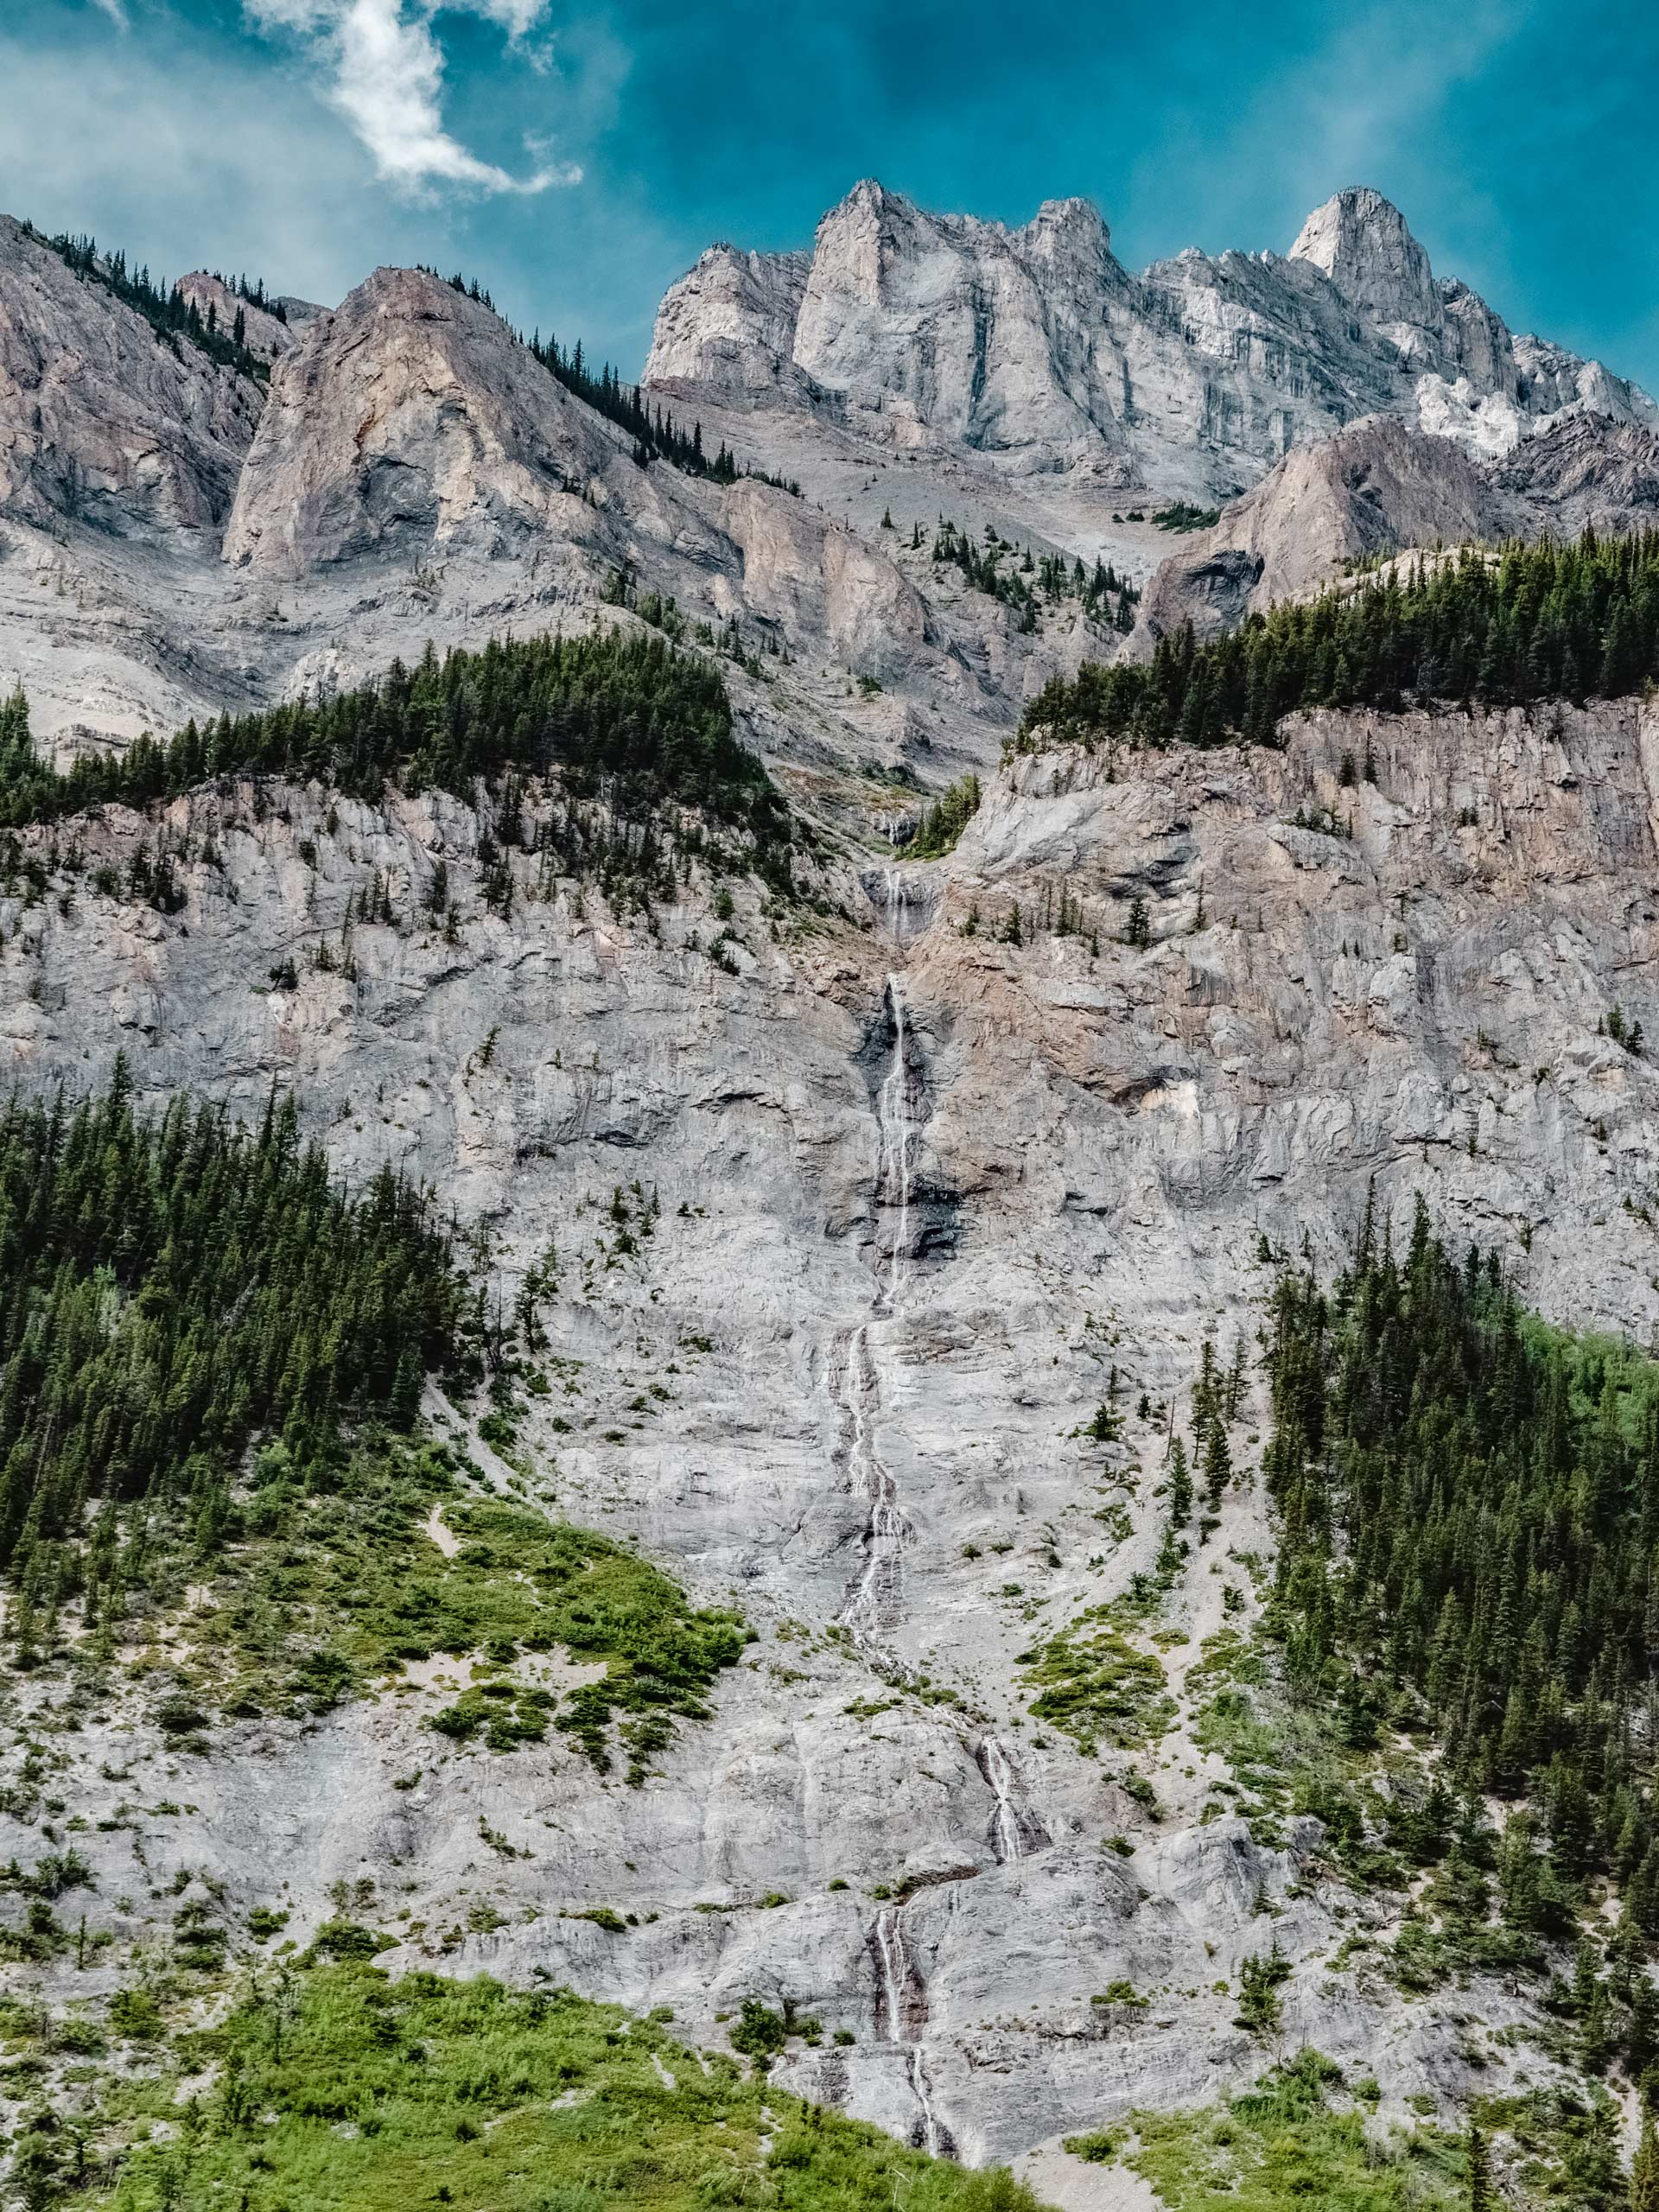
(0, 1065, 474, 1652)
(1264, 1196, 1659, 1945)
(31, 226, 273, 384)
(1012, 529, 1659, 755)
(929, 518, 1139, 633)
(431, 270, 798, 490)
(0, 627, 796, 893)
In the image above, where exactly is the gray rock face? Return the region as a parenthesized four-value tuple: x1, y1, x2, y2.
(2, 688, 1658, 2171)
(643, 241, 816, 405)
(0, 216, 262, 539)
(646, 181, 1657, 499)
(1133, 407, 1659, 647)
(223, 266, 614, 574)
(4, 181, 1659, 2188)
(1287, 185, 1443, 347)
(1491, 410, 1659, 531)
(1133, 415, 1508, 645)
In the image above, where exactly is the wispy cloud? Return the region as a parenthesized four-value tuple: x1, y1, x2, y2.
(87, 0, 130, 28)
(245, 0, 581, 195)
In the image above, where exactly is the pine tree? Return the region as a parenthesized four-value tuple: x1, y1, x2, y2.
(1631, 2106, 1659, 2212)
(1011, 527, 1659, 761)
(1167, 1438, 1192, 1526)
(1201, 1415, 1232, 1511)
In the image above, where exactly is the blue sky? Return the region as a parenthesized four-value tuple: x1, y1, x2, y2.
(3, 0, 1656, 389)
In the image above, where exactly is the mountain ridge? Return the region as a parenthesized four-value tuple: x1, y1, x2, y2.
(646, 179, 1658, 499)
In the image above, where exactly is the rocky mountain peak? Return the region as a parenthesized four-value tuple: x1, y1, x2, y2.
(647, 178, 1655, 495)
(1021, 194, 1116, 272)
(222, 263, 607, 576)
(0, 213, 261, 540)
(1287, 185, 1440, 336)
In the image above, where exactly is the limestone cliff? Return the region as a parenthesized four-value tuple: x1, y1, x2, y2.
(647, 181, 1658, 498)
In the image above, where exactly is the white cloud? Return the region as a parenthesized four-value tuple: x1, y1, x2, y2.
(244, 0, 581, 196)
(88, 0, 130, 28)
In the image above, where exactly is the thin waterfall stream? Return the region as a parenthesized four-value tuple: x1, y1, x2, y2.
(830, 945, 1049, 2154)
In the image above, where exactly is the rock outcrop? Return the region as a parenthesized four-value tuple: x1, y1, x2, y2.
(0, 685, 1656, 2167)
(0, 216, 263, 538)
(223, 266, 617, 574)
(1492, 410, 1659, 531)
(1134, 406, 1659, 646)
(1133, 414, 1508, 645)
(647, 181, 1658, 498)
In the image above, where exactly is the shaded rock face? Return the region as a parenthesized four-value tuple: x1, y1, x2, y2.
(1493, 411, 1659, 531)
(0, 216, 262, 538)
(647, 180, 1657, 497)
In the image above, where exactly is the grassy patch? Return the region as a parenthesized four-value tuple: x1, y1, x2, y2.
(67, 1965, 1045, 2212)
(160, 1449, 747, 1782)
(1018, 1608, 1173, 1756)
(1129, 2050, 1462, 2212)
(1471, 2087, 1624, 2211)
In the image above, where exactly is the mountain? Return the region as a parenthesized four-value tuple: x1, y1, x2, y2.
(0, 214, 262, 539)
(3, 181, 1659, 2212)
(647, 181, 1658, 499)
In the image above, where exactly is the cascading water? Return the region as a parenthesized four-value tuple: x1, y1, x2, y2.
(871, 1902, 950, 2158)
(875, 974, 917, 1307)
(976, 1735, 1051, 1864)
(834, 1324, 912, 1649)
(831, 964, 1038, 2158)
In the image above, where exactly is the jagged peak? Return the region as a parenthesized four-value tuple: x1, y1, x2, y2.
(820, 177, 916, 226)
(1022, 195, 1113, 257)
(1289, 185, 1420, 260)
(1287, 185, 1438, 325)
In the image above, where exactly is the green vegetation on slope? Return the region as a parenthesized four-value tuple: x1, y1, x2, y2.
(929, 519, 1140, 633)
(1255, 1196, 1659, 2057)
(904, 772, 982, 859)
(149, 1446, 748, 1780)
(1013, 528, 1659, 754)
(1018, 1607, 1173, 1758)
(0, 626, 795, 891)
(28, 223, 274, 382)
(0, 1065, 467, 1626)
(0, 1069, 746, 1777)
(16, 1963, 1043, 2212)
(1125, 2050, 1462, 2212)
(1266, 1196, 1659, 1861)
(426, 264, 798, 490)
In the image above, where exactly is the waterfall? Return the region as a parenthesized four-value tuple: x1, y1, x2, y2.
(836, 978, 924, 1642)
(871, 1902, 951, 2158)
(876, 974, 916, 1306)
(833, 970, 1037, 2164)
(835, 1324, 912, 1648)
(976, 1735, 1050, 1864)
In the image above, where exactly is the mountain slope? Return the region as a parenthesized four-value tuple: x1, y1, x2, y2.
(0, 215, 264, 539)
(6, 181, 1659, 2211)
